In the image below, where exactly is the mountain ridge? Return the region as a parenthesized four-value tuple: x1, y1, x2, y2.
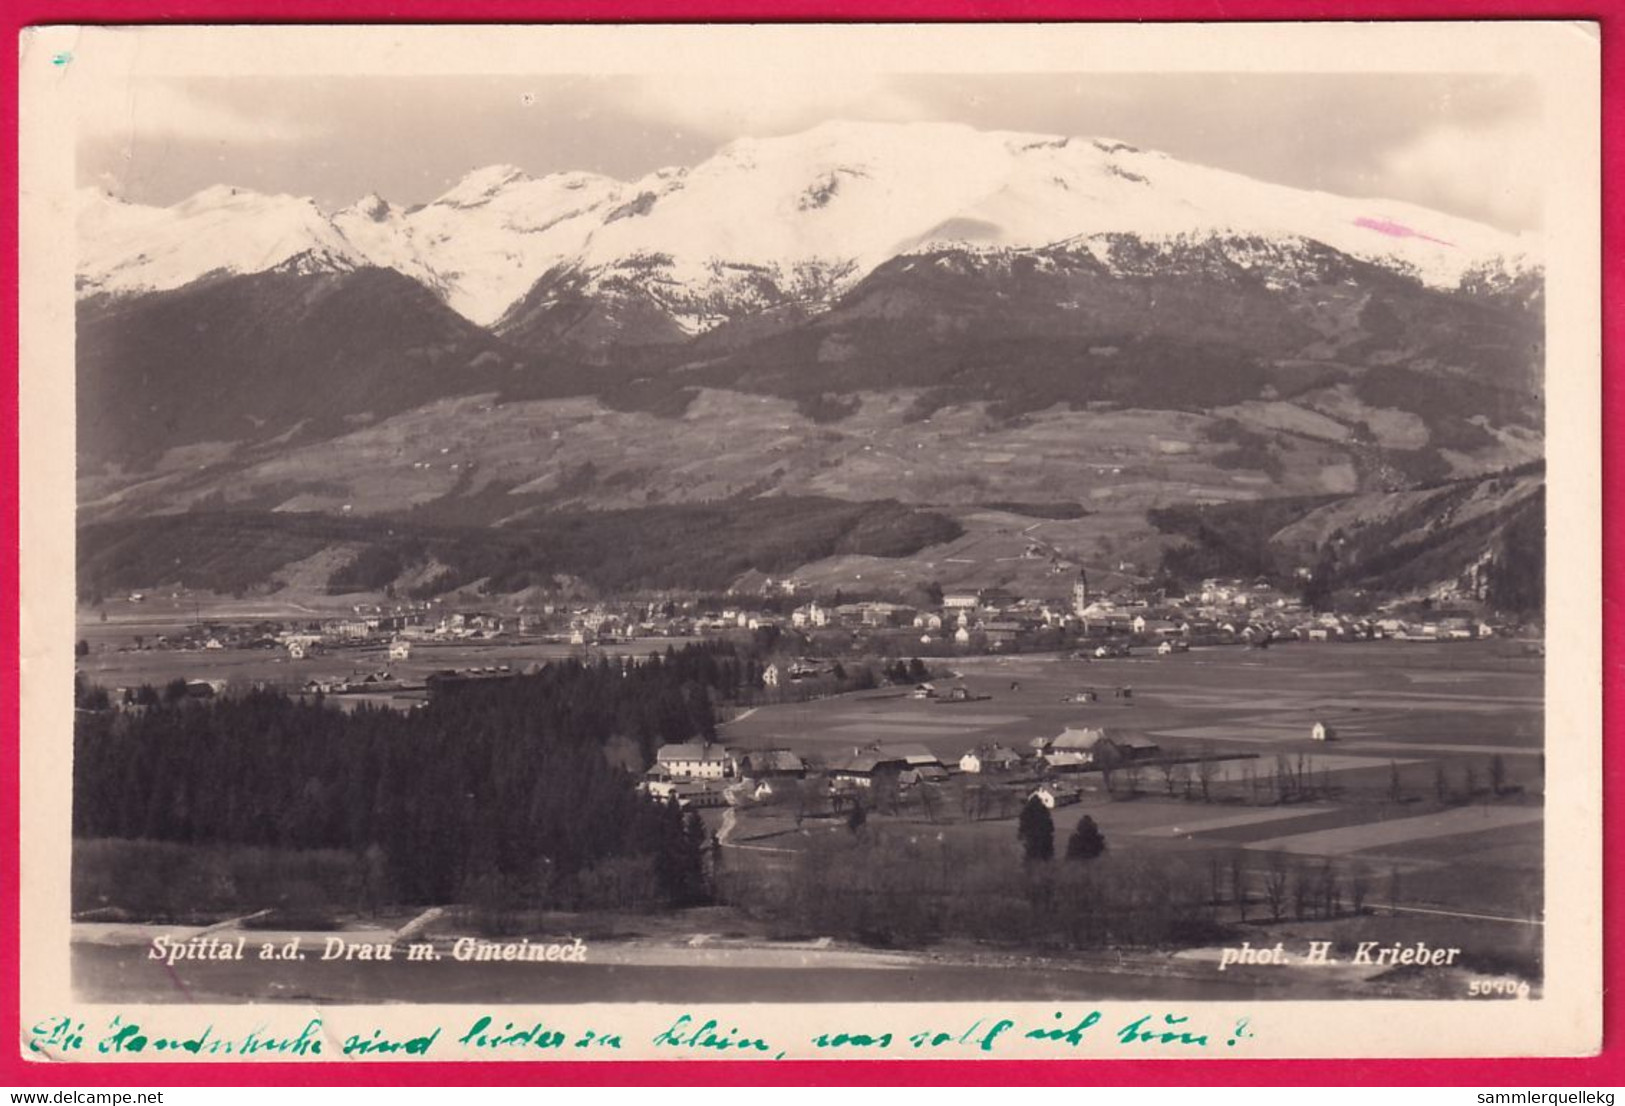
(79, 120, 1541, 330)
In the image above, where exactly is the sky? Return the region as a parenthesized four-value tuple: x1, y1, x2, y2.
(76, 72, 1543, 233)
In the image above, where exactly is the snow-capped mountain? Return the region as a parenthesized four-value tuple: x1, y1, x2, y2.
(78, 120, 1538, 332)
(330, 167, 625, 324)
(76, 186, 370, 298)
(528, 120, 1537, 334)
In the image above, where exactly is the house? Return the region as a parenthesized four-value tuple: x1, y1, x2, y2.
(388, 640, 412, 661)
(762, 663, 782, 688)
(1032, 727, 1109, 765)
(672, 783, 731, 810)
(654, 742, 735, 781)
(830, 743, 946, 787)
(1043, 750, 1093, 772)
(736, 749, 806, 779)
(1109, 734, 1162, 761)
(828, 752, 888, 788)
(959, 744, 1020, 774)
(1311, 721, 1336, 742)
(1156, 640, 1190, 655)
(1029, 782, 1081, 809)
(286, 640, 309, 660)
(982, 621, 1024, 648)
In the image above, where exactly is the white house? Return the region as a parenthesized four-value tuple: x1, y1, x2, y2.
(388, 640, 412, 661)
(762, 663, 782, 688)
(1033, 727, 1109, 767)
(654, 742, 735, 781)
(1311, 721, 1336, 742)
(1029, 783, 1081, 809)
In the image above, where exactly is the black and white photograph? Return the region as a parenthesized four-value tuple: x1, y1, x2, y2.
(17, 22, 1602, 1060)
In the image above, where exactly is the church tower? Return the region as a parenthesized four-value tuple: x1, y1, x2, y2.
(1071, 570, 1090, 616)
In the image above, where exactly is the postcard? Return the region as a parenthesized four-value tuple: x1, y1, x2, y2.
(15, 20, 1602, 1063)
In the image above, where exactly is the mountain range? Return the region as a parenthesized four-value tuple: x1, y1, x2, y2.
(74, 120, 1546, 609)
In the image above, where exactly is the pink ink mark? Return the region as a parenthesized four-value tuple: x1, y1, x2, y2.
(1354, 216, 1455, 248)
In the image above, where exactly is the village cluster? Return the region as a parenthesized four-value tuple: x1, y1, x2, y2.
(109, 569, 1515, 666)
(636, 718, 1306, 816)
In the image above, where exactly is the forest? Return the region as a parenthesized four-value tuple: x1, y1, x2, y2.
(73, 648, 742, 919)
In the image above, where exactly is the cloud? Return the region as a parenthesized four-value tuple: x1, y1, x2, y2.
(599, 74, 932, 138)
(1375, 112, 1545, 232)
(80, 81, 316, 145)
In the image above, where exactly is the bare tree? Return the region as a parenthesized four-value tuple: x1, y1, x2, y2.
(1463, 763, 1480, 800)
(1262, 856, 1289, 921)
(1230, 854, 1249, 921)
(918, 783, 941, 824)
(1489, 754, 1507, 797)
(1290, 862, 1312, 919)
(1120, 760, 1143, 798)
(1174, 762, 1193, 800)
(1318, 859, 1339, 919)
(1388, 760, 1404, 804)
(1159, 760, 1180, 797)
(1434, 764, 1449, 804)
(1348, 864, 1370, 915)
(1196, 746, 1218, 803)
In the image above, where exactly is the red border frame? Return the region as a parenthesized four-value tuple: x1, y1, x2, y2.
(2, 2, 1617, 1086)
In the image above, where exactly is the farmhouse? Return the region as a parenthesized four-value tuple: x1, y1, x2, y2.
(736, 749, 806, 779)
(654, 742, 735, 781)
(1029, 782, 1081, 809)
(1311, 721, 1337, 742)
(1043, 750, 1093, 772)
(1034, 726, 1108, 757)
(959, 744, 1021, 774)
(1110, 734, 1162, 761)
(830, 743, 947, 787)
